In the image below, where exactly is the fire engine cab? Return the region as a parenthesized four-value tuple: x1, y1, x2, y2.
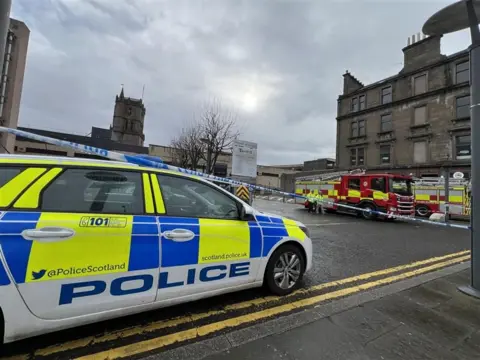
(295, 170, 415, 220)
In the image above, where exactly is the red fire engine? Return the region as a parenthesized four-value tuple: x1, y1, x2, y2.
(295, 170, 415, 220)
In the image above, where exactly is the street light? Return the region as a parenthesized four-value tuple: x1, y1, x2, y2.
(423, 0, 480, 298)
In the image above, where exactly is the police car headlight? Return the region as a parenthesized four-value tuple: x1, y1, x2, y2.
(299, 225, 310, 238)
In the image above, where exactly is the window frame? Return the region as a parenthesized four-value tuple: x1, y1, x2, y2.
(455, 60, 470, 84)
(379, 144, 391, 164)
(0, 166, 27, 188)
(350, 147, 365, 167)
(351, 97, 359, 112)
(350, 119, 366, 138)
(370, 177, 386, 192)
(456, 95, 470, 120)
(380, 113, 393, 132)
(381, 86, 392, 104)
(348, 178, 361, 190)
(0, 165, 29, 209)
(455, 134, 471, 160)
(413, 74, 427, 96)
(32, 166, 148, 215)
(413, 105, 427, 126)
(359, 95, 366, 110)
(413, 140, 428, 164)
(154, 172, 246, 221)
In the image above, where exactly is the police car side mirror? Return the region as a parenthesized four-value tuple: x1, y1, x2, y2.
(239, 204, 254, 221)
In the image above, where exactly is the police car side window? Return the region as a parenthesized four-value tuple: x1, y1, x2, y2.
(0, 167, 23, 187)
(157, 175, 240, 220)
(40, 168, 144, 214)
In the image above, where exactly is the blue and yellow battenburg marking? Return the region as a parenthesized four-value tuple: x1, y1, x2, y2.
(0, 211, 305, 284)
(254, 215, 305, 257)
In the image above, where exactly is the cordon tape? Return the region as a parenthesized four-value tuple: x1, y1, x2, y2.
(0, 126, 471, 231)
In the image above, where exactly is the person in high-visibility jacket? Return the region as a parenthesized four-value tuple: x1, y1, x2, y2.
(307, 191, 318, 213)
(315, 191, 323, 214)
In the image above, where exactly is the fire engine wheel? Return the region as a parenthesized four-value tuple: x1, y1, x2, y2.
(415, 205, 431, 218)
(360, 203, 377, 220)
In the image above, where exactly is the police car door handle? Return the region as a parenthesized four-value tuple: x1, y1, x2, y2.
(21, 227, 76, 243)
(162, 229, 195, 242)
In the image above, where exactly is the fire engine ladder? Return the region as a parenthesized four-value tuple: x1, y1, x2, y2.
(296, 168, 365, 181)
(413, 177, 470, 187)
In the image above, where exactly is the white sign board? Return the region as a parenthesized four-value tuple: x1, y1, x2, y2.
(232, 140, 258, 178)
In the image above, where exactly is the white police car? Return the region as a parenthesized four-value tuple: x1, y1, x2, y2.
(0, 154, 312, 345)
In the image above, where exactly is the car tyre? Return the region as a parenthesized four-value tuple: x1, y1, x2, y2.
(360, 203, 377, 220)
(265, 244, 305, 296)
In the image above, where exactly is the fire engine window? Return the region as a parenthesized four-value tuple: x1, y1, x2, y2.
(348, 178, 360, 190)
(371, 177, 386, 192)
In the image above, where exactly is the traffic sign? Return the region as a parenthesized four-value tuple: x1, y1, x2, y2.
(235, 185, 250, 202)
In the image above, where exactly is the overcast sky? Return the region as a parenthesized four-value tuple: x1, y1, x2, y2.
(12, 0, 472, 165)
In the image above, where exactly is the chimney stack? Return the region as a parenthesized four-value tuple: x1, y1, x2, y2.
(401, 31, 444, 73)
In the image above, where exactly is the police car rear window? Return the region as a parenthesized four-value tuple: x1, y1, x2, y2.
(40, 169, 144, 214)
(0, 168, 23, 187)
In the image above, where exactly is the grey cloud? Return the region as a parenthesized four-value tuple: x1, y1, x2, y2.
(12, 0, 469, 165)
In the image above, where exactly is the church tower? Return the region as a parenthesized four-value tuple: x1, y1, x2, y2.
(110, 87, 146, 146)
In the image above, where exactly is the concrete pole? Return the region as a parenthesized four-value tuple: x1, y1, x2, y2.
(460, 0, 480, 298)
(444, 167, 450, 223)
(0, 0, 11, 74)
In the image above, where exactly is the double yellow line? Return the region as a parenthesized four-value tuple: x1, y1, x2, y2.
(9, 250, 470, 360)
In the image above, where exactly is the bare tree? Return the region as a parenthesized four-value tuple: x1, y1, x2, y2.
(170, 123, 204, 170)
(169, 98, 240, 174)
(200, 99, 240, 174)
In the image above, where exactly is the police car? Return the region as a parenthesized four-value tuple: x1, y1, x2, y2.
(0, 154, 313, 345)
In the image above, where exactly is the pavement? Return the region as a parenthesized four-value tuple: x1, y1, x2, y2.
(201, 266, 479, 360)
(0, 200, 472, 359)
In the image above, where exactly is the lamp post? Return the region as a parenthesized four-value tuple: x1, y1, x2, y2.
(423, 0, 480, 298)
(0, 0, 11, 77)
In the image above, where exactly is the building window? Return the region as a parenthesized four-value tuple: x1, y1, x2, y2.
(351, 97, 359, 112)
(350, 147, 365, 166)
(380, 113, 392, 132)
(414, 106, 427, 125)
(379, 145, 391, 164)
(359, 95, 366, 110)
(350, 119, 365, 137)
(456, 95, 470, 119)
(456, 60, 469, 84)
(413, 141, 427, 164)
(381, 86, 392, 104)
(413, 74, 427, 95)
(455, 135, 471, 160)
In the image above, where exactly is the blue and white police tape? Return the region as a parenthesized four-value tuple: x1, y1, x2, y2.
(3, 126, 471, 231)
(303, 197, 470, 230)
(0, 126, 304, 198)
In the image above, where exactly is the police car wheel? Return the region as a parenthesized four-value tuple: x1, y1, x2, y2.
(265, 244, 305, 296)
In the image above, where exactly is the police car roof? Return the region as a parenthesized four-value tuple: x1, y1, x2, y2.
(0, 154, 213, 183)
(0, 154, 134, 167)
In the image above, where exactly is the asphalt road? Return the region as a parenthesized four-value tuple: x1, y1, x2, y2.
(251, 199, 470, 287)
(0, 199, 471, 359)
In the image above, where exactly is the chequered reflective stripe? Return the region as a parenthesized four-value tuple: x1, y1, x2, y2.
(0, 211, 304, 281)
(0, 212, 10, 286)
(159, 217, 263, 268)
(0, 212, 160, 284)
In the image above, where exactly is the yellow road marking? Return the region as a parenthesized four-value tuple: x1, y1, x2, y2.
(77, 254, 469, 360)
(27, 250, 470, 357)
